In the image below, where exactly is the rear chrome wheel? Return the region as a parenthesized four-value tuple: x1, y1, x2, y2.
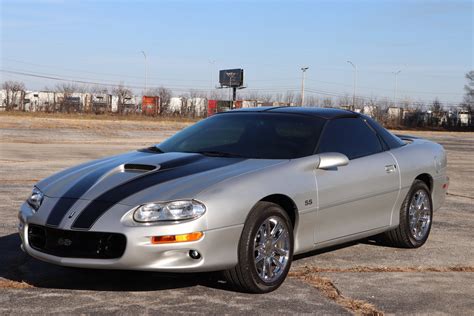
(384, 179, 433, 248)
(408, 189, 432, 241)
(225, 202, 294, 293)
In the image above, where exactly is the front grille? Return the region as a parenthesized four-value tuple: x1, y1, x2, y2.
(28, 224, 126, 259)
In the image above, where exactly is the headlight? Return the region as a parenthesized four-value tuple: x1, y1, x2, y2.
(27, 187, 44, 211)
(133, 200, 206, 223)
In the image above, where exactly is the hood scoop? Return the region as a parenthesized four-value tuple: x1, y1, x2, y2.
(123, 163, 157, 173)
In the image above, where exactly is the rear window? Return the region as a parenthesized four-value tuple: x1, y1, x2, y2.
(364, 116, 406, 149)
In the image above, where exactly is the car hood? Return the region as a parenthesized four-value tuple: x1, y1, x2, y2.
(37, 149, 285, 203)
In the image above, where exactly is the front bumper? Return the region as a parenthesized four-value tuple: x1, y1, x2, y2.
(18, 203, 243, 272)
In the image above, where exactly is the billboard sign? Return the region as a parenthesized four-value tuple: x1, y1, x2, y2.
(219, 69, 244, 87)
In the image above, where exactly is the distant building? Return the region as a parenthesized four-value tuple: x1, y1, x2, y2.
(362, 105, 377, 118)
(242, 100, 257, 108)
(388, 107, 402, 119)
(458, 110, 471, 127)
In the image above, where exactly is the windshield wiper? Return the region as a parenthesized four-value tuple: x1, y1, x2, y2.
(194, 150, 244, 158)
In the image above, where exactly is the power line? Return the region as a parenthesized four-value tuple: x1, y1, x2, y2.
(0, 68, 463, 105)
(2, 58, 465, 95)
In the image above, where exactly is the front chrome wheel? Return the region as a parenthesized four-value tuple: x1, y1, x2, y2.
(408, 189, 432, 241)
(253, 216, 290, 283)
(225, 202, 293, 293)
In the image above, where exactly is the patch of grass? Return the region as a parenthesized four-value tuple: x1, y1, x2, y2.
(0, 279, 33, 289)
(295, 266, 474, 273)
(290, 268, 384, 316)
(290, 265, 473, 315)
(0, 111, 200, 123)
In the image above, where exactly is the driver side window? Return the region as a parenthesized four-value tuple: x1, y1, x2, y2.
(317, 117, 383, 160)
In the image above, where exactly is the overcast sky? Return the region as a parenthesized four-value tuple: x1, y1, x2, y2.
(1, 0, 472, 105)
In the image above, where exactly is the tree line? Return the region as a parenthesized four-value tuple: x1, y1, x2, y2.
(1, 71, 472, 129)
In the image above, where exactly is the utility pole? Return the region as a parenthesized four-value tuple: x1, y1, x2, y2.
(141, 51, 147, 95)
(393, 70, 401, 106)
(300, 67, 309, 106)
(347, 61, 357, 111)
(209, 59, 216, 92)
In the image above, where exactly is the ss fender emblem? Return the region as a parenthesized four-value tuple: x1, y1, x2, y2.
(304, 199, 313, 206)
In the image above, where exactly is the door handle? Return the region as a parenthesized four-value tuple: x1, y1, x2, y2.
(385, 164, 396, 173)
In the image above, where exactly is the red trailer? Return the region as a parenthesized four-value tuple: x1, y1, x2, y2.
(142, 96, 160, 116)
(207, 100, 218, 116)
(233, 100, 243, 109)
(208, 100, 240, 116)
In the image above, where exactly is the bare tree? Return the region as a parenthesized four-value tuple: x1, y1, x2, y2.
(274, 93, 283, 103)
(245, 91, 260, 101)
(2, 81, 26, 111)
(295, 93, 302, 106)
(284, 91, 295, 105)
(55, 83, 82, 113)
(90, 85, 108, 94)
(430, 98, 442, 113)
(208, 89, 222, 100)
(337, 94, 351, 108)
(305, 95, 320, 107)
(463, 70, 474, 111)
(365, 96, 380, 120)
(354, 96, 365, 110)
(428, 98, 443, 126)
(322, 97, 333, 108)
(260, 94, 273, 103)
(112, 83, 133, 114)
(187, 89, 201, 117)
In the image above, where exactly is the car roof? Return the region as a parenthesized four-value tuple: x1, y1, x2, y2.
(220, 106, 359, 120)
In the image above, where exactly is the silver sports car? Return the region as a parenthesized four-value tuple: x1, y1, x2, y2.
(19, 107, 449, 293)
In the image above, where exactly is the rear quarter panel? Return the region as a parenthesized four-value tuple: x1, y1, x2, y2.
(389, 138, 448, 226)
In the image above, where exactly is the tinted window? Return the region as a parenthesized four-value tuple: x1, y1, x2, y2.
(159, 113, 325, 159)
(363, 116, 405, 149)
(317, 117, 383, 159)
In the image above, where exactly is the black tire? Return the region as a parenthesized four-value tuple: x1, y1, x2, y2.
(224, 202, 294, 293)
(384, 179, 433, 248)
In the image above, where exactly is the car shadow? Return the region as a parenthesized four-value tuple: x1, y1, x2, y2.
(293, 240, 366, 261)
(0, 232, 393, 292)
(0, 233, 231, 292)
(293, 235, 393, 261)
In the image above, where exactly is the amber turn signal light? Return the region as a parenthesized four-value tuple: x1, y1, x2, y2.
(151, 232, 203, 244)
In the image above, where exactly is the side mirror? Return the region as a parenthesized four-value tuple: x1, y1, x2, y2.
(317, 152, 349, 170)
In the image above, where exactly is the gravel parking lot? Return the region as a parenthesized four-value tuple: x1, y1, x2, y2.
(0, 114, 472, 315)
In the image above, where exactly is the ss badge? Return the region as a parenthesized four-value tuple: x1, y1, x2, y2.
(304, 199, 313, 206)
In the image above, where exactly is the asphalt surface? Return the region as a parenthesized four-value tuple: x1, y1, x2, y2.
(0, 115, 472, 315)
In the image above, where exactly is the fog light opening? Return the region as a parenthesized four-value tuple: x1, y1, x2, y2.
(189, 250, 201, 260)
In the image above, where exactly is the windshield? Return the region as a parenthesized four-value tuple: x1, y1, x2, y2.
(158, 112, 326, 159)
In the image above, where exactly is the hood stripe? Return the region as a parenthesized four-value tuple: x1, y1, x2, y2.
(45, 164, 115, 227)
(45, 154, 201, 228)
(71, 156, 244, 230)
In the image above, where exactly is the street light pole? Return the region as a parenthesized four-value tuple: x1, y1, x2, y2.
(209, 60, 216, 88)
(347, 61, 357, 110)
(393, 70, 401, 106)
(141, 51, 147, 95)
(301, 67, 309, 106)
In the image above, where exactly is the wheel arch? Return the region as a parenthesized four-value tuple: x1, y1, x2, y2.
(259, 194, 299, 231)
(415, 173, 433, 193)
